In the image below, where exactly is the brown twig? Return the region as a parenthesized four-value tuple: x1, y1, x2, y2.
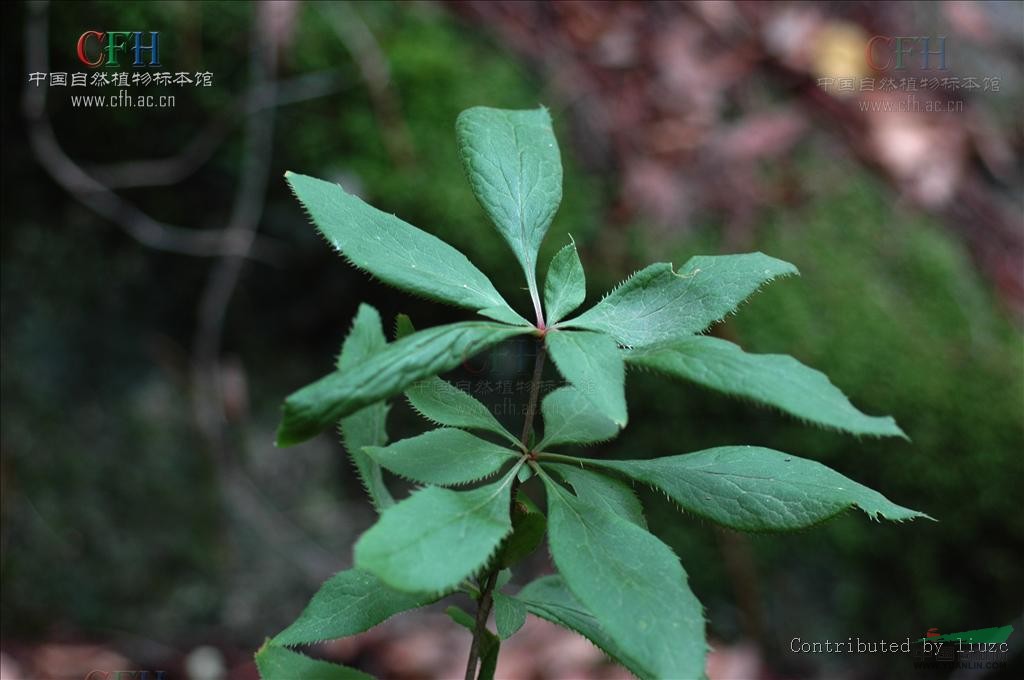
(21, 2, 341, 586)
(187, 5, 339, 584)
(87, 70, 344, 190)
(21, 1, 286, 263)
(319, 1, 416, 165)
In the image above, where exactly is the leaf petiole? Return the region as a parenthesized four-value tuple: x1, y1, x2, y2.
(535, 451, 591, 466)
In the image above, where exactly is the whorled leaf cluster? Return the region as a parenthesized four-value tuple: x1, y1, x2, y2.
(258, 106, 928, 680)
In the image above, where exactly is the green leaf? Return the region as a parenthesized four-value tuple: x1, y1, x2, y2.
(354, 469, 519, 592)
(278, 322, 530, 446)
(255, 643, 373, 680)
(393, 313, 415, 340)
(456, 106, 563, 306)
(493, 592, 527, 639)
(336, 305, 388, 372)
(546, 463, 646, 528)
(544, 240, 585, 326)
(537, 386, 618, 449)
(516, 488, 542, 513)
(273, 569, 435, 646)
(592, 446, 932, 532)
(363, 428, 518, 486)
(569, 254, 799, 347)
(337, 304, 394, 511)
(627, 335, 906, 438)
(446, 604, 476, 629)
(285, 171, 518, 320)
(546, 330, 627, 427)
(478, 305, 532, 327)
(499, 500, 547, 567)
(542, 472, 706, 680)
(516, 576, 651, 679)
(406, 377, 519, 446)
(495, 568, 512, 590)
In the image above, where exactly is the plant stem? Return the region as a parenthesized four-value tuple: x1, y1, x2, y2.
(519, 341, 547, 445)
(535, 451, 590, 465)
(527, 275, 545, 329)
(463, 339, 547, 680)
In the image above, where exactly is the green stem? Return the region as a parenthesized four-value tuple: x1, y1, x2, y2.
(519, 343, 547, 445)
(463, 340, 546, 680)
(527, 271, 545, 329)
(535, 451, 591, 465)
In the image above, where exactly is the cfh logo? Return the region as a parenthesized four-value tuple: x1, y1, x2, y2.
(866, 35, 948, 71)
(76, 31, 161, 68)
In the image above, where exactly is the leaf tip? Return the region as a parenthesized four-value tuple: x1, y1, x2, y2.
(275, 408, 313, 448)
(274, 429, 296, 448)
(867, 416, 910, 441)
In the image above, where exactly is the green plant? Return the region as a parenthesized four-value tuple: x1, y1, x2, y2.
(256, 106, 929, 680)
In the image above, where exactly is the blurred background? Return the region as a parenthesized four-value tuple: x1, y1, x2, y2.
(2, 1, 1022, 679)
